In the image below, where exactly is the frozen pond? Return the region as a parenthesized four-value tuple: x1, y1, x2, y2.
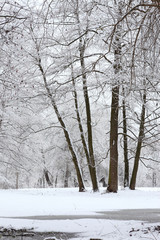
(0, 230, 77, 240)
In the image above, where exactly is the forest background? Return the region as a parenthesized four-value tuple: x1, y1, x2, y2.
(0, 0, 159, 192)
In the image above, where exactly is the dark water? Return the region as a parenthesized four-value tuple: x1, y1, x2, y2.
(10, 208, 160, 223)
(0, 231, 78, 240)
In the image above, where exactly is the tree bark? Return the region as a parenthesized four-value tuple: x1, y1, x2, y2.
(107, 86, 119, 192)
(122, 87, 129, 188)
(130, 92, 146, 190)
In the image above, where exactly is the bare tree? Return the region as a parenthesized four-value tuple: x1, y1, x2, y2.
(106, 0, 160, 190)
(107, 0, 123, 193)
(74, 0, 99, 191)
(37, 57, 85, 192)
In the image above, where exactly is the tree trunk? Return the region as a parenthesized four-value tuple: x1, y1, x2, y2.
(75, 2, 98, 192)
(122, 87, 129, 188)
(71, 66, 98, 191)
(64, 162, 69, 188)
(107, 85, 119, 192)
(79, 43, 98, 192)
(55, 173, 58, 188)
(130, 92, 146, 190)
(38, 60, 85, 192)
(44, 169, 52, 187)
(16, 172, 19, 189)
(107, 1, 123, 193)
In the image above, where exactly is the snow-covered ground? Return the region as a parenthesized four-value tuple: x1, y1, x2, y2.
(0, 187, 160, 239)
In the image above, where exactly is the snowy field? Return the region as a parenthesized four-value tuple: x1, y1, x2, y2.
(0, 187, 160, 240)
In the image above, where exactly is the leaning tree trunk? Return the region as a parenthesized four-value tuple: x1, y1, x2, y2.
(75, 2, 98, 192)
(71, 67, 96, 190)
(38, 59, 85, 192)
(79, 42, 98, 192)
(130, 91, 146, 190)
